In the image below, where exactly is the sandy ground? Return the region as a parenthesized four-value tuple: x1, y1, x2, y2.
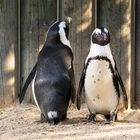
(0, 104, 140, 140)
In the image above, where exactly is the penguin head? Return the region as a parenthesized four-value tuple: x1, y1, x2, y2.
(91, 27, 110, 46)
(46, 17, 72, 46)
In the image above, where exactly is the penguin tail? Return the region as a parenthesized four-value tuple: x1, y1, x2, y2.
(19, 64, 37, 103)
(47, 111, 59, 125)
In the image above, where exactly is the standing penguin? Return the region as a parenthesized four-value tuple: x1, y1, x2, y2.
(19, 18, 76, 124)
(76, 27, 127, 123)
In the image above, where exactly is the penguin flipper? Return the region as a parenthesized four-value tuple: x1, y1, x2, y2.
(19, 64, 37, 103)
(114, 64, 128, 108)
(76, 65, 86, 110)
(68, 63, 76, 104)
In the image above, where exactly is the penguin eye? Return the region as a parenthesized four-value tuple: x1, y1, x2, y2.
(94, 33, 100, 38)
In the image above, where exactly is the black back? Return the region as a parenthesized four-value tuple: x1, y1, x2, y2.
(35, 43, 73, 117)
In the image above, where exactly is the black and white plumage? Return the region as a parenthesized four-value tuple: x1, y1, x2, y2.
(76, 27, 127, 122)
(19, 18, 76, 124)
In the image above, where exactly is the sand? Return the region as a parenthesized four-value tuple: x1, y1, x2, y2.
(0, 104, 140, 140)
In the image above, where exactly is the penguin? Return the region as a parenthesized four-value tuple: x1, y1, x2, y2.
(19, 17, 76, 124)
(76, 27, 127, 123)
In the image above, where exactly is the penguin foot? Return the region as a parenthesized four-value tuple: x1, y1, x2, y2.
(63, 117, 69, 121)
(48, 119, 59, 125)
(99, 120, 111, 125)
(104, 115, 110, 120)
(83, 114, 97, 124)
(40, 113, 48, 123)
(88, 114, 96, 121)
(61, 113, 68, 121)
(83, 119, 96, 124)
(109, 112, 116, 122)
(34, 113, 48, 124)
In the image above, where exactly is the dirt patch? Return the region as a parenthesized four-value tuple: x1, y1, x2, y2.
(0, 104, 140, 140)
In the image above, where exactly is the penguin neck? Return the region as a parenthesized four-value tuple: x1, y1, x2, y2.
(85, 42, 115, 68)
(59, 35, 71, 49)
(89, 43, 112, 58)
(45, 34, 72, 50)
(58, 30, 72, 49)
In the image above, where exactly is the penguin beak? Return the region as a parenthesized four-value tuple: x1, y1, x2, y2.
(100, 33, 108, 41)
(65, 17, 72, 26)
(100, 33, 110, 44)
(103, 34, 107, 40)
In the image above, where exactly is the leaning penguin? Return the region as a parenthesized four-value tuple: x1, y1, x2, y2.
(19, 18, 76, 124)
(76, 27, 127, 123)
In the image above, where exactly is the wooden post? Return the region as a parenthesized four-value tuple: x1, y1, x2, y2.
(57, 0, 64, 20)
(92, 0, 97, 27)
(0, 0, 18, 106)
(131, 0, 136, 107)
(16, 0, 21, 97)
(59, 0, 64, 20)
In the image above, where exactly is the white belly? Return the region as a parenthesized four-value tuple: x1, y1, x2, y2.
(84, 60, 118, 115)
